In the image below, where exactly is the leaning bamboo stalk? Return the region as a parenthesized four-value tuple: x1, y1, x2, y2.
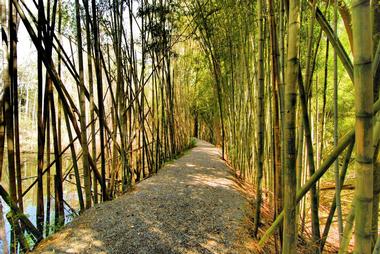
(260, 97, 380, 247)
(6, 211, 29, 252)
(21, 117, 97, 199)
(258, 2, 371, 248)
(297, 64, 321, 248)
(313, 6, 353, 80)
(64, 112, 85, 211)
(304, 1, 316, 91)
(259, 133, 354, 247)
(21, 1, 112, 186)
(320, 141, 355, 251)
(0, 185, 42, 242)
(12, 0, 106, 192)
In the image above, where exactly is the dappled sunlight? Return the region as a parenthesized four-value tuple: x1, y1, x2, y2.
(36, 228, 107, 254)
(1, 0, 369, 251)
(32, 140, 250, 254)
(189, 173, 233, 190)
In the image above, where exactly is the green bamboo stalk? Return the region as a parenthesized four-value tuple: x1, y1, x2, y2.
(371, 0, 380, 248)
(0, 185, 42, 242)
(338, 204, 355, 254)
(373, 119, 380, 248)
(374, 236, 380, 254)
(313, 6, 353, 81)
(259, 93, 378, 247)
(259, 132, 354, 247)
(333, 0, 343, 240)
(297, 64, 321, 249)
(282, 0, 300, 250)
(268, 0, 283, 243)
(253, 0, 265, 238)
(320, 141, 355, 251)
(352, 0, 374, 251)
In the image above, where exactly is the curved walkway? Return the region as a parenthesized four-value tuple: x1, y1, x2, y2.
(33, 140, 252, 254)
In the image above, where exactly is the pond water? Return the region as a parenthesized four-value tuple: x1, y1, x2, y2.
(0, 153, 81, 253)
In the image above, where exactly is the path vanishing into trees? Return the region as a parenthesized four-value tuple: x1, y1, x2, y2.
(32, 140, 253, 254)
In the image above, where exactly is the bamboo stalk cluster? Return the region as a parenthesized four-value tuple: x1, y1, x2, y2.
(0, 0, 379, 253)
(0, 0, 194, 252)
(184, 0, 380, 253)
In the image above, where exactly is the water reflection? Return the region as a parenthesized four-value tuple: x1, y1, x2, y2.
(0, 153, 80, 253)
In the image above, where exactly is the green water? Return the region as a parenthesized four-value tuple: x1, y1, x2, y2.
(0, 153, 81, 253)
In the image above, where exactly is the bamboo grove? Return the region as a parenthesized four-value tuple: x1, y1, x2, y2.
(0, 0, 195, 252)
(0, 0, 379, 253)
(181, 0, 379, 253)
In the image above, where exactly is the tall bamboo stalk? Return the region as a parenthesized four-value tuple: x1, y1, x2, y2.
(75, 0, 91, 209)
(333, 0, 343, 241)
(352, 0, 373, 251)
(91, 0, 108, 201)
(253, 0, 265, 238)
(282, 0, 300, 250)
(36, 0, 45, 234)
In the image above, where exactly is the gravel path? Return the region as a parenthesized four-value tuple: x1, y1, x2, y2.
(33, 140, 252, 254)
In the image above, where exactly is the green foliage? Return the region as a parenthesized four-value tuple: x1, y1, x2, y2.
(60, 0, 77, 37)
(189, 137, 197, 148)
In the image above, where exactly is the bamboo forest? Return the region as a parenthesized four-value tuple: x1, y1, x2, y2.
(0, 0, 379, 253)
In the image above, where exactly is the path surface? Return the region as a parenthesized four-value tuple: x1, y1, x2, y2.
(33, 140, 252, 254)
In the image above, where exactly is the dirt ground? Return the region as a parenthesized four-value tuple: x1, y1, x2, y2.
(31, 140, 256, 254)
